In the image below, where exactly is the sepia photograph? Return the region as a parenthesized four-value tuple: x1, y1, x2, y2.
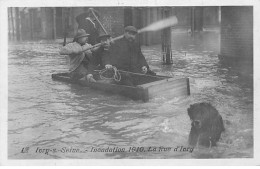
(0, 0, 259, 166)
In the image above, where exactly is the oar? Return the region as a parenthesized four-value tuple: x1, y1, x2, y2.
(138, 16, 178, 33)
(89, 8, 108, 35)
(81, 16, 178, 52)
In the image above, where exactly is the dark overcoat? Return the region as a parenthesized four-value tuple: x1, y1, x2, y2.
(102, 37, 149, 73)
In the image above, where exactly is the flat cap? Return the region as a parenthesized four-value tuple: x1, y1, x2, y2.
(124, 26, 138, 34)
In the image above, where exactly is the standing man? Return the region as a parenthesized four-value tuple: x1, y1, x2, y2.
(59, 29, 101, 82)
(103, 26, 155, 73)
(75, 8, 100, 45)
(102, 26, 155, 86)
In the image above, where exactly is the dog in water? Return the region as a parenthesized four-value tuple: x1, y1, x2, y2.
(187, 102, 225, 147)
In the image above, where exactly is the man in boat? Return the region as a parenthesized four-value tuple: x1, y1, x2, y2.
(76, 8, 100, 45)
(59, 29, 103, 82)
(92, 33, 112, 69)
(102, 26, 156, 85)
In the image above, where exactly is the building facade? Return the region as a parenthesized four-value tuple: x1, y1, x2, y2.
(219, 6, 253, 63)
(8, 7, 220, 44)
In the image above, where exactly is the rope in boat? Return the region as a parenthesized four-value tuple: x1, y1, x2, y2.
(99, 66, 121, 82)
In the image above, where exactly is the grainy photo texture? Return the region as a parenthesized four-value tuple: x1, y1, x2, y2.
(6, 5, 254, 161)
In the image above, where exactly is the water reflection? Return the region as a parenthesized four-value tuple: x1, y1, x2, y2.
(8, 31, 253, 159)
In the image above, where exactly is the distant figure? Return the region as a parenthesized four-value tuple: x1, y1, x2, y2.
(76, 8, 100, 45)
(187, 102, 225, 147)
(102, 26, 155, 86)
(59, 29, 103, 82)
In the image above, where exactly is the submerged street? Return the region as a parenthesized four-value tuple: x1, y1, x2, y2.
(8, 31, 253, 159)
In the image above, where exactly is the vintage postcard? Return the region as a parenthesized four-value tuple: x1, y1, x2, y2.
(0, 0, 259, 166)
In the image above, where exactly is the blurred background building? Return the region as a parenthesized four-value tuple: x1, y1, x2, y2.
(8, 6, 253, 63)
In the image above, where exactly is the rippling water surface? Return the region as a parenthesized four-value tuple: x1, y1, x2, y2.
(8, 33, 253, 159)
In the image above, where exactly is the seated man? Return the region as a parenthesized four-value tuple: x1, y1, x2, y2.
(59, 29, 100, 82)
(102, 26, 155, 86)
(92, 33, 111, 69)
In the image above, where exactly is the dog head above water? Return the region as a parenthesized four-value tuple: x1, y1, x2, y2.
(188, 102, 220, 130)
(188, 102, 225, 147)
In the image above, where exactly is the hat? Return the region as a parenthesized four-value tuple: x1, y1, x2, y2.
(74, 29, 90, 40)
(97, 33, 111, 42)
(124, 26, 138, 34)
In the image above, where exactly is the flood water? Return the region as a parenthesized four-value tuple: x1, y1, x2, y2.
(8, 31, 253, 159)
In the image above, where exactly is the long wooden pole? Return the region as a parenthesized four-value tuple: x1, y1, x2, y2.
(79, 15, 178, 52)
(61, 15, 177, 52)
(80, 35, 124, 52)
(90, 8, 108, 35)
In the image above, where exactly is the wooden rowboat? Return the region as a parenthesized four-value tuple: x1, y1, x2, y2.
(51, 71, 190, 102)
